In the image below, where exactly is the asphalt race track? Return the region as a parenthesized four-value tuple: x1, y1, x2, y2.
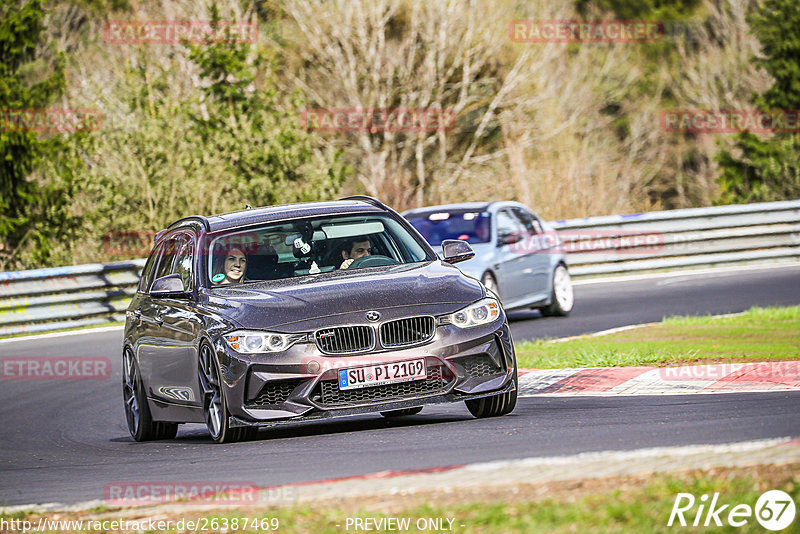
(1, 264, 799, 506)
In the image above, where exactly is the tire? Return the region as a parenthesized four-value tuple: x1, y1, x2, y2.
(380, 407, 423, 418)
(465, 369, 518, 418)
(123, 349, 178, 441)
(481, 272, 499, 296)
(541, 264, 573, 317)
(198, 343, 255, 443)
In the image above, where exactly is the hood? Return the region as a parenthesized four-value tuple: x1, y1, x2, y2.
(200, 261, 484, 330)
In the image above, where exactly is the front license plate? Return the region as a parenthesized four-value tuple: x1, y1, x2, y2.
(338, 359, 427, 391)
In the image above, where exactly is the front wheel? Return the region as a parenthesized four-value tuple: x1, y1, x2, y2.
(198, 344, 256, 443)
(481, 272, 499, 296)
(541, 264, 573, 317)
(123, 349, 178, 441)
(465, 370, 518, 418)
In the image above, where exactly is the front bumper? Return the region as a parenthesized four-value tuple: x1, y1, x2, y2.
(214, 320, 517, 427)
(229, 380, 516, 428)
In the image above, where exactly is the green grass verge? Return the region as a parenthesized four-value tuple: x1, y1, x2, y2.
(515, 305, 800, 369)
(186, 467, 798, 533)
(3, 466, 797, 533)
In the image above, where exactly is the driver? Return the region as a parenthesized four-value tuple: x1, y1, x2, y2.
(474, 216, 490, 243)
(339, 236, 372, 269)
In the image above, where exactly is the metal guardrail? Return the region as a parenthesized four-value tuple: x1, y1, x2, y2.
(0, 260, 145, 336)
(554, 199, 800, 277)
(1, 200, 798, 336)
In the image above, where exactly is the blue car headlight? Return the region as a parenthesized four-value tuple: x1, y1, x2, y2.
(448, 298, 501, 328)
(223, 331, 302, 353)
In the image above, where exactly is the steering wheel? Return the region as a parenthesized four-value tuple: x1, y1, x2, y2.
(348, 255, 400, 269)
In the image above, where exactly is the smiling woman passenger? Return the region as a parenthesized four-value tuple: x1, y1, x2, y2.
(213, 246, 247, 284)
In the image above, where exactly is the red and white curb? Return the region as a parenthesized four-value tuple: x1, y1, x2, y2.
(518, 361, 800, 396)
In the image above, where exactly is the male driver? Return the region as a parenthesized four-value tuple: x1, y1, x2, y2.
(339, 236, 372, 269)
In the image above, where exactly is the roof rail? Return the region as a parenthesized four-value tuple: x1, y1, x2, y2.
(166, 215, 211, 232)
(153, 216, 210, 245)
(339, 195, 390, 210)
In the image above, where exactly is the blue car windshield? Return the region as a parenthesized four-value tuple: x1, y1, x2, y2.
(205, 213, 431, 286)
(406, 211, 491, 246)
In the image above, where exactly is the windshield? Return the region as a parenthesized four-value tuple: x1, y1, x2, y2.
(204, 213, 431, 286)
(406, 211, 491, 246)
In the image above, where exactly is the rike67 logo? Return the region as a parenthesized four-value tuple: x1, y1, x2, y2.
(669, 489, 796, 530)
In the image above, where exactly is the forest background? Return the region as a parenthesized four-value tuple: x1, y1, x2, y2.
(1, 0, 799, 269)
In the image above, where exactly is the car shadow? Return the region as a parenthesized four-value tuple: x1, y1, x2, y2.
(158, 410, 471, 444)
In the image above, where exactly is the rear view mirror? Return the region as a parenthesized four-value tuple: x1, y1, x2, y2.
(321, 221, 385, 239)
(441, 240, 475, 264)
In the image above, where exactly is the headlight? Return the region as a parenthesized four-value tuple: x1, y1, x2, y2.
(223, 331, 300, 353)
(448, 298, 501, 328)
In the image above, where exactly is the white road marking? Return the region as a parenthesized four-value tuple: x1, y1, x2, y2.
(545, 311, 746, 343)
(462, 437, 794, 471)
(0, 325, 123, 345)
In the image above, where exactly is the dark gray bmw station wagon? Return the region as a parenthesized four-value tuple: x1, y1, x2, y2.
(124, 196, 518, 443)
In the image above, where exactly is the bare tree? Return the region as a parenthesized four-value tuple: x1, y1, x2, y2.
(281, 0, 666, 216)
(282, 0, 547, 211)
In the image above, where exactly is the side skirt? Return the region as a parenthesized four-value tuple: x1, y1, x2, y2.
(148, 397, 205, 423)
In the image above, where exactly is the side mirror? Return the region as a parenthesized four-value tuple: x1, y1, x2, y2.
(497, 232, 522, 246)
(441, 239, 475, 264)
(150, 274, 189, 298)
